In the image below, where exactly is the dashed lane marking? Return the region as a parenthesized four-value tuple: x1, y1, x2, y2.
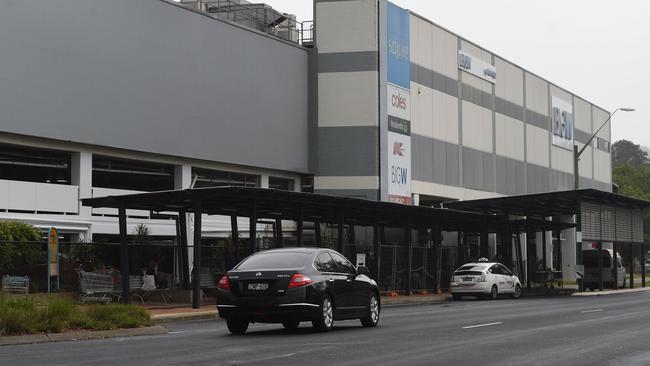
(462, 322, 503, 329)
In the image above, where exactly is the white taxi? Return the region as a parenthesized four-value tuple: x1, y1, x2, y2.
(450, 259, 522, 300)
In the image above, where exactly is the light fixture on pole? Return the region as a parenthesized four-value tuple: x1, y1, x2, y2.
(573, 107, 635, 190)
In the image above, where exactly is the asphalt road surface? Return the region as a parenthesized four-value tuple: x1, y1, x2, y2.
(2, 293, 650, 366)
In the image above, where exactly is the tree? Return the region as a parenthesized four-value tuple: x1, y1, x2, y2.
(613, 164, 650, 243)
(612, 140, 648, 168)
(0, 221, 43, 274)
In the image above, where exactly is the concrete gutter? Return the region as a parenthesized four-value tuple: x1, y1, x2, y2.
(0, 326, 168, 347)
(572, 287, 650, 297)
(152, 310, 219, 323)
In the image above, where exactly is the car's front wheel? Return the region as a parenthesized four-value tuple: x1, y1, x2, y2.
(226, 319, 249, 335)
(512, 284, 521, 299)
(360, 293, 379, 327)
(312, 295, 334, 332)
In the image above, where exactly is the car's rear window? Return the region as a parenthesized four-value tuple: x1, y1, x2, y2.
(235, 252, 309, 270)
(583, 251, 611, 268)
(454, 265, 486, 276)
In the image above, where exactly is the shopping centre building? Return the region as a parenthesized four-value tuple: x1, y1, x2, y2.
(0, 0, 637, 293)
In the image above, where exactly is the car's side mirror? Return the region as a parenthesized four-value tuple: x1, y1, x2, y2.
(357, 266, 370, 276)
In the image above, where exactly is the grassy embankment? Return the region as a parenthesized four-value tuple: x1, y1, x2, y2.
(0, 294, 151, 336)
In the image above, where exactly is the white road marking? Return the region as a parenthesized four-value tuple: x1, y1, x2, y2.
(462, 322, 503, 329)
(580, 308, 604, 314)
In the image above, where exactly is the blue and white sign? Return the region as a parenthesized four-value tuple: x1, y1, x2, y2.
(551, 96, 574, 150)
(458, 50, 496, 83)
(387, 2, 410, 89)
(385, 2, 412, 205)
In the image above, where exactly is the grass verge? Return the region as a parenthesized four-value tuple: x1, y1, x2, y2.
(0, 294, 151, 336)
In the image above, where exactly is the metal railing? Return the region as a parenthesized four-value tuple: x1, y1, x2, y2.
(180, 0, 314, 46)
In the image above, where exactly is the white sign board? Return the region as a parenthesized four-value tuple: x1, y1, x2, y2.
(387, 83, 411, 121)
(551, 96, 574, 150)
(387, 119, 411, 205)
(458, 50, 496, 83)
(576, 265, 584, 279)
(356, 254, 366, 268)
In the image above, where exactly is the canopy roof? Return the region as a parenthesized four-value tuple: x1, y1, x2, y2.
(444, 189, 650, 217)
(82, 186, 491, 231)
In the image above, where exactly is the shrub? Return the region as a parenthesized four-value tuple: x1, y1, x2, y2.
(0, 221, 43, 274)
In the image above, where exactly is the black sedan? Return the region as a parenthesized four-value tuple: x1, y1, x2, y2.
(216, 247, 380, 334)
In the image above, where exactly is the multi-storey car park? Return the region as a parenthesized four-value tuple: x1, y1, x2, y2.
(0, 0, 647, 302)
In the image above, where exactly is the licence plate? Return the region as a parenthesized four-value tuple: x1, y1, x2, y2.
(462, 277, 473, 282)
(247, 283, 268, 291)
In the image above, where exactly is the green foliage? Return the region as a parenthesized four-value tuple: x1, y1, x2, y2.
(0, 221, 43, 274)
(70, 242, 101, 272)
(0, 295, 151, 336)
(612, 140, 648, 168)
(612, 161, 650, 244)
(133, 223, 151, 244)
(0, 295, 39, 335)
(83, 304, 151, 330)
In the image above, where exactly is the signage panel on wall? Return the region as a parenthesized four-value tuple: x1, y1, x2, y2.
(385, 2, 412, 205)
(458, 50, 496, 83)
(551, 96, 574, 150)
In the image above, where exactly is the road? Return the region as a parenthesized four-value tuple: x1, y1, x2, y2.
(2, 293, 650, 365)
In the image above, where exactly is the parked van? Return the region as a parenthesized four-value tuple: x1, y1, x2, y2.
(583, 249, 625, 290)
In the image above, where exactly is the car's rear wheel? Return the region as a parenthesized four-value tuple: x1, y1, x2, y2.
(360, 293, 379, 327)
(512, 284, 521, 299)
(488, 285, 498, 300)
(312, 295, 334, 332)
(226, 319, 249, 335)
(282, 319, 300, 330)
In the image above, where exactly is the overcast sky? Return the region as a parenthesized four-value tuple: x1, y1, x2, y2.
(261, 0, 650, 147)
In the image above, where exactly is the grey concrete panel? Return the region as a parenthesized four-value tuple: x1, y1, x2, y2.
(574, 128, 592, 145)
(579, 176, 594, 189)
(412, 134, 434, 183)
(314, 189, 379, 201)
(551, 170, 574, 191)
(318, 126, 378, 176)
(0, 0, 310, 173)
(462, 147, 494, 192)
(495, 97, 525, 121)
(412, 134, 460, 187)
(411, 63, 459, 98)
(495, 155, 526, 195)
(526, 110, 550, 131)
(446, 143, 461, 187)
(318, 51, 378, 73)
(527, 163, 550, 193)
(594, 180, 613, 192)
(461, 84, 494, 111)
(308, 49, 319, 173)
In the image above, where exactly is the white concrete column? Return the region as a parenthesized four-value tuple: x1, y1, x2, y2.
(562, 215, 577, 282)
(174, 165, 195, 273)
(71, 151, 93, 221)
(260, 175, 269, 189)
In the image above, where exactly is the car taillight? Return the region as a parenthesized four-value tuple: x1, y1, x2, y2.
(218, 275, 230, 290)
(480, 274, 487, 282)
(287, 274, 313, 289)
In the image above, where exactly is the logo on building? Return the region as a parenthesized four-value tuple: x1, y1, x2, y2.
(458, 50, 496, 84)
(393, 142, 404, 156)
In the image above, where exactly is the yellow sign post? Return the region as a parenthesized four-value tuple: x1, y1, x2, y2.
(47, 227, 59, 292)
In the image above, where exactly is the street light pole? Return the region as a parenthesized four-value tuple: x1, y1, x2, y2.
(573, 107, 635, 190)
